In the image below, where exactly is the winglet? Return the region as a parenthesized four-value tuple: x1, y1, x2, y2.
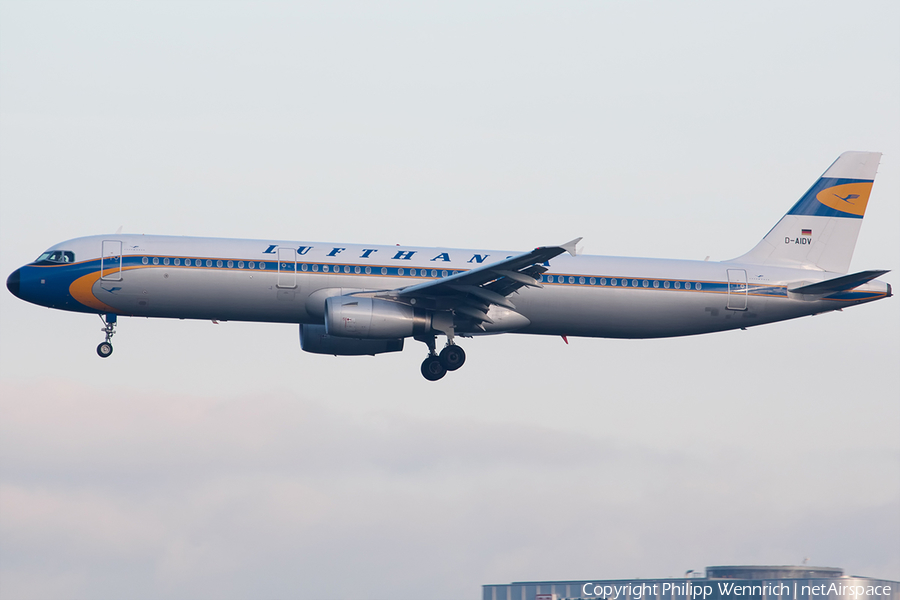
(560, 237, 582, 257)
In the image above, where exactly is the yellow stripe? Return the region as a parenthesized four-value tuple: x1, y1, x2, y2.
(68, 267, 140, 313)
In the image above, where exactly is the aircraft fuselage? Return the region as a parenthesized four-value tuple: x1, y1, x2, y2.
(6, 151, 892, 380)
(8, 234, 890, 340)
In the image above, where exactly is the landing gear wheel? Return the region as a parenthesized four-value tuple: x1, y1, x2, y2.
(439, 345, 466, 371)
(97, 313, 118, 358)
(421, 356, 447, 381)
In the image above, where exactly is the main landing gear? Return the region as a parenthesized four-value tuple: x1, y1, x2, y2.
(97, 313, 117, 358)
(417, 335, 467, 381)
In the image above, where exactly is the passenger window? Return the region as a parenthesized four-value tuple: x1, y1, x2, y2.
(174, 258, 181, 266)
(163, 258, 170, 265)
(152, 257, 159, 265)
(142, 257, 149, 265)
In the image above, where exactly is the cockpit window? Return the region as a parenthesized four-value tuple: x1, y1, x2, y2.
(34, 250, 76, 265)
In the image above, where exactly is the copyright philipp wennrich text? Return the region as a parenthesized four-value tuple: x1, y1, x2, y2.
(580, 583, 894, 599)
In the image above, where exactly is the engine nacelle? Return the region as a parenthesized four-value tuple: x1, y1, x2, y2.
(299, 324, 404, 356)
(325, 296, 430, 339)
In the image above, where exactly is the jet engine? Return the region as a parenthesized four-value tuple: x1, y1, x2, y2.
(299, 324, 404, 356)
(324, 296, 431, 339)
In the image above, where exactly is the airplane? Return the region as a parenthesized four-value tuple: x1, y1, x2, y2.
(5, 151, 892, 381)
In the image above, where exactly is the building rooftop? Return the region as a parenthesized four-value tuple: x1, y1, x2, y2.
(705, 566, 844, 579)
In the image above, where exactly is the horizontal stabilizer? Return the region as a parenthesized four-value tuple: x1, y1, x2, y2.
(788, 269, 889, 295)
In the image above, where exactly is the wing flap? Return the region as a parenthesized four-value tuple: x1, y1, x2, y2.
(447, 284, 516, 310)
(454, 305, 494, 323)
(491, 269, 542, 288)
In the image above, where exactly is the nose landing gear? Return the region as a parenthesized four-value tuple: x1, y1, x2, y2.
(97, 313, 117, 358)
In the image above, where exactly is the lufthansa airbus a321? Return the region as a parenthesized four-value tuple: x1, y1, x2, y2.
(6, 152, 892, 380)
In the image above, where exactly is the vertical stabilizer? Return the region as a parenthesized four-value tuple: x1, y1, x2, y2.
(729, 151, 881, 273)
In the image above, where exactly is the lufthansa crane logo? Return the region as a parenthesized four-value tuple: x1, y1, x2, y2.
(833, 193, 860, 204)
(815, 182, 872, 216)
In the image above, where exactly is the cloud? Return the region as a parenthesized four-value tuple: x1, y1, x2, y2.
(1, 380, 897, 599)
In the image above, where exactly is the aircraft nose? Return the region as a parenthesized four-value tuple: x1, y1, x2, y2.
(6, 268, 21, 298)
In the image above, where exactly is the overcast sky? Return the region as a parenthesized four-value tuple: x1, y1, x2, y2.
(1, 2, 898, 599)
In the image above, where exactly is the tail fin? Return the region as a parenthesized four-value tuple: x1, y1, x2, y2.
(729, 151, 881, 273)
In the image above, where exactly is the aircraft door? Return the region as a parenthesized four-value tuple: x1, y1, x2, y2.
(726, 269, 748, 310)
(101, 240, 123, 281)
(277, 247, 297, 288)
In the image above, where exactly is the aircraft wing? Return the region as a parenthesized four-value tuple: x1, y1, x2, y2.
(385, 238, 581, 324)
